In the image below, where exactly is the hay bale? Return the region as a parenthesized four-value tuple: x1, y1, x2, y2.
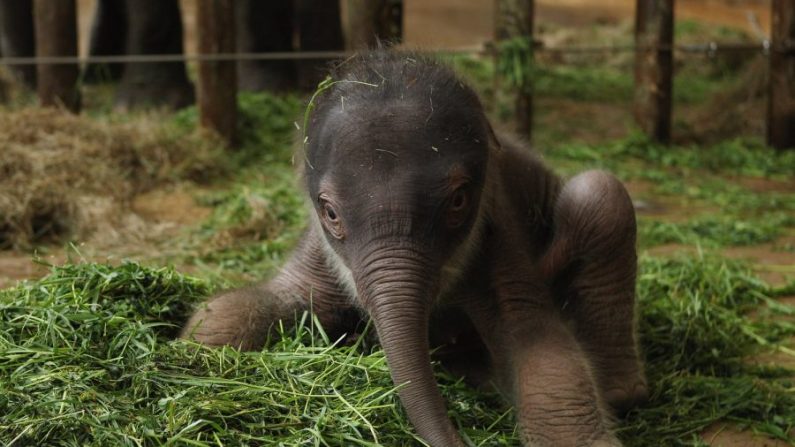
(0, 107, 226, 249)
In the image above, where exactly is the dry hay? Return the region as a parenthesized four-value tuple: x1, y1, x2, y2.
(0, 107, 226, 249)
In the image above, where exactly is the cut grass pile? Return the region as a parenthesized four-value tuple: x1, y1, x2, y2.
(0, 108, 226, 250)
(1, 255, 792, 446)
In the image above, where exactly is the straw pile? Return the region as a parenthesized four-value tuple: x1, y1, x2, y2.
(0, 107, 226, 248)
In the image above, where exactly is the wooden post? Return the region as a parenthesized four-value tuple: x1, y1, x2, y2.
(634, 0, 673, 144)
(344, 0, 403, 50)
(768, 0, 795, 150)
(197, 0, 237, 146)
(495, 0, 535, 137)
(33, 0, 80, 112)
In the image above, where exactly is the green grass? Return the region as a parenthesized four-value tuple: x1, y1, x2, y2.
(638, 213, 794, 249)
(0, 255, 793, 446)
(544, 133, 795, 250)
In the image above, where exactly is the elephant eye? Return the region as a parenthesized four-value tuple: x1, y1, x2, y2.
(318, 194, 345, 240)
(447, 188, 470, 228)
(324, 202, 338, 222)
(450, 189, 468, 211)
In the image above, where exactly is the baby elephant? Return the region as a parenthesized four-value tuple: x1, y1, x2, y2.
(182, 51, 646, 446)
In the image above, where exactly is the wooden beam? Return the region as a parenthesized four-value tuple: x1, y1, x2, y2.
(634, 0, 673, 144)
(33, 0, 80, 112)
(768, 0, 795, 150)
(196, 0, 237, 146)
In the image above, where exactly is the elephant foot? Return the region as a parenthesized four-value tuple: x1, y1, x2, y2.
(601, 374, 648, 417)
(238, 61, 297, 92)
(115, 75, 194, 111)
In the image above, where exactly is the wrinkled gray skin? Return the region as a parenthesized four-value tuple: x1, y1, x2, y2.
(182, 52, 646, 447)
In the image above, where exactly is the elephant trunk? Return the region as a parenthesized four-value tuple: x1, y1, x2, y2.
(354, 245, 464, 447)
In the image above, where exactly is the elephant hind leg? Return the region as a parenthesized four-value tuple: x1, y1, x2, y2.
(544, 170, 647, 416)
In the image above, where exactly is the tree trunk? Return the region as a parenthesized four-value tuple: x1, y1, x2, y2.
(633, 0, 674, 144)
(33, 0, 80, 112)
(768, 0, 795, 150)
(0, 0, 36, 89)
(197, 0, 237, 146)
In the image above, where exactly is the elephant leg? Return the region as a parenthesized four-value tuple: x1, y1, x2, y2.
(0, 0, 36, 88)
(428, 306, 493, 387)
(182, 231, 358, 350)
(544, 170, 647, 416)
(84, 0, 126, 83)
(512, 322, 621, 446)
(295, 0, 344, 90)
(115, 0, 194, 110)
(235, 0, 296, 92)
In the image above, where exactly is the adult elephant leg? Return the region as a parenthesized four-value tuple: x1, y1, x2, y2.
(543, 170, 647, 416)
(295, 0, 344, 90)
(84, 0, 126, 83)
(182, 230, 358, 350)
(235, 0, 296, 92)
(0, 0, 36, 88)
(115, 0, 193, 110)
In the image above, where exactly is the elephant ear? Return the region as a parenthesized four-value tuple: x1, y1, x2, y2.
(485, 120, 503, 154)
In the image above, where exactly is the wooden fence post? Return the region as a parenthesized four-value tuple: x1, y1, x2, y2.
(33, 0, 80, 112)
(634, 0, 673, 144)
(495, 0, 535, 137)
(768, 0, 795, 150)
(197, 0, 237, 146)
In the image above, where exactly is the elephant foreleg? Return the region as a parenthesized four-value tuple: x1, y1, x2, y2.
(181, 230, 357, 350)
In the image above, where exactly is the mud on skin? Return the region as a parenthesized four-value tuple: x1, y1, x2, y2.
(182, 50, 647, 447)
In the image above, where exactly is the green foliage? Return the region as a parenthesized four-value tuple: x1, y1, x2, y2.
(674, 19, 751, 43)
(550, 133, 795, 178)
(496, 36, 535, 94)
(189, 175, 307, 283)
(639, 214, 794, 248)
(534, 65, 633, 102)
(1, 256, 792, 445)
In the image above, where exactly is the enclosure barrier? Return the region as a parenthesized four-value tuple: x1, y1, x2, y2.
(196, 0, 237, 146)
(634, 0, 674, 145)
(0, 0, 792, 150)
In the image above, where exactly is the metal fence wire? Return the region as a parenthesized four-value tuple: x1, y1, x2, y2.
(0, 40, 788, 66)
